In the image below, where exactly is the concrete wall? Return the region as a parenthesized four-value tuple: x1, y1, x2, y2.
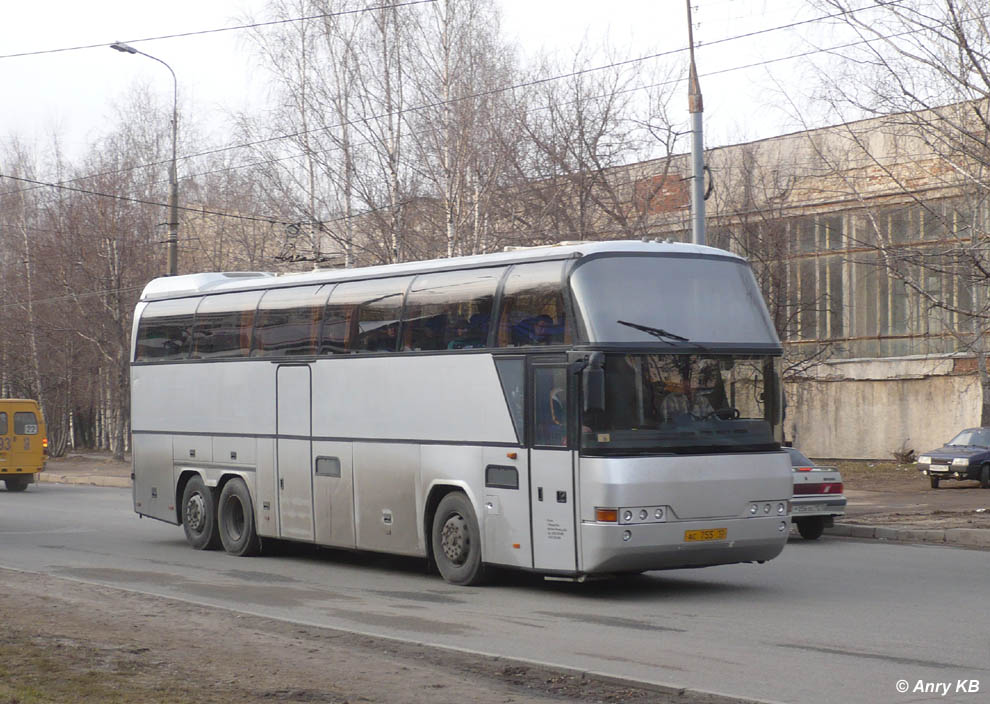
(784, 356, 981, 460)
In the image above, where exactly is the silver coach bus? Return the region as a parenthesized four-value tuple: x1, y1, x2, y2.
(130, 241, 792, 585)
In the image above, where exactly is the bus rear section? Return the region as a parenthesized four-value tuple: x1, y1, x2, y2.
(0, 399, 48, 492)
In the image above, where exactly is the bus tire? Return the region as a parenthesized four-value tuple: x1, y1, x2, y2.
(181, 475, 221, 550)
(431, 492, 489, 586)
(217, 477, 260, 557)
(4, 476, 30, 492)
(981, 464, 990, 489)
(796, 516, 825, 540)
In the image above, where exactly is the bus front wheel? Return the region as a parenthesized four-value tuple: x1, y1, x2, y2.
(431, 492, 489, 586)
(181, 475, 221, 550)
(218, 477, 260, 557)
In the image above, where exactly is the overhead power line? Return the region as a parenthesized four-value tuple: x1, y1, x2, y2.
(2, 0, 961, 227)
(0, 0, 438, 61)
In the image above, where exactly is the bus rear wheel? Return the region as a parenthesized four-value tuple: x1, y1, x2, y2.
(181, 475, 221, 550)
(4, 476, 30, 492)
(431, 492, 489, 586)
(218, 477, 260, 557)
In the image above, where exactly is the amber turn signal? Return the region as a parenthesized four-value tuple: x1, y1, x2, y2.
(595, 508, 618, 523)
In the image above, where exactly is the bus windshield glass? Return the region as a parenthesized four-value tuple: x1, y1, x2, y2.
(570, 255, 778, 345)
(582, 353, 782, 455)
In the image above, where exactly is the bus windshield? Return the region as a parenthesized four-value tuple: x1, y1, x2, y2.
(570, 255, 778, 345)
(582, 353, 782, 455)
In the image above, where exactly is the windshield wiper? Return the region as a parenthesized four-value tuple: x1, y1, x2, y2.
(617, 320, 690, 343)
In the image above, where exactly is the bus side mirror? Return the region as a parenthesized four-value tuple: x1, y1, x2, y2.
(583, 352, 605, 412)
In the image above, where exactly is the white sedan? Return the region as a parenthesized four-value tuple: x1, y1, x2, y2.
(785, 447, 847, 540)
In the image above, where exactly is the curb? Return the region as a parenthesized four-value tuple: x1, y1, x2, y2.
(37, 473, 132, 489)
(827, 522, 990, 548)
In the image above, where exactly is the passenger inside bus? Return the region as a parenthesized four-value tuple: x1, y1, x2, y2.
(446, 317, 486, 349)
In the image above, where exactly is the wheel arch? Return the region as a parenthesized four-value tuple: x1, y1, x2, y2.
(175, 469, 254, 524)
(174, 469, 203, 524)
(423, 481, 478, 567)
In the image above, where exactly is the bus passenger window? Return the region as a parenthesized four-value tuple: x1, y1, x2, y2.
(324, 277, 411, 354)
(192, 291, 263, 359)
(134, 298, 199, 361)
(253, 285, 331, 357)
(402, 268, 498, 351)
(496, 261, 570, 347)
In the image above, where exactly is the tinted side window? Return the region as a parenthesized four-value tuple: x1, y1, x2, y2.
(496, 261, 571, 347)
(0, 412, 7, 435)
(253, 285, 333, 357)
(14, 412, 38, 435)
(322, 277, 411, 353)
(135, 298, 200, 361)
(494, 358, 525, 443)
(402, 268, 499, 351)
(192, 291, 263, 359)
(532, 366, 567, 447)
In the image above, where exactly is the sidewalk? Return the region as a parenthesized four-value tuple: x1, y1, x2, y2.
(37, 454, 132, 489)
(825, 521, 990, 547)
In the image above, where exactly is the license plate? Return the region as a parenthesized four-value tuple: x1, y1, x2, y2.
(929, 466, 949, 473)
(793, 504, 825, 514)
(684, 528, 727, 542)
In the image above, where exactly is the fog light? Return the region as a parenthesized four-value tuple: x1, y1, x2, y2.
(763, 503, 771, 514)
(639, 509, 648, 521)
(623, 510, 633, 522)
(622, 530, 631, 542)
(654, 508, 664, 519)
(750, 504, 759, 515)
(778, 521, 787, 532)
(777, 503, 786, 514)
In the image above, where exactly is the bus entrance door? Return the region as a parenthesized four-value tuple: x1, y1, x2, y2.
(276, 365, 315, 541)
(529, 363, 577, 573)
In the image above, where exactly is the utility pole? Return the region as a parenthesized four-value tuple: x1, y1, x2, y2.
(686, 1, 706, 246)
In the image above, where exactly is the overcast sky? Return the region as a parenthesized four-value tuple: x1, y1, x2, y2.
(1, 0, 820, 166)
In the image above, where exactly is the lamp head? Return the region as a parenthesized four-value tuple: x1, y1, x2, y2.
(110, 42, 137, 54)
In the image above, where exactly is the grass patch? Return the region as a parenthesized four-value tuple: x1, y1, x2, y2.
(0, 627, 236, 704)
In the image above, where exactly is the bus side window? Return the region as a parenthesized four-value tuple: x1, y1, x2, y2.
(533, 367, 567, 447)
(191, 291, 262, 359)
(402, 268, 498, 351)
(0, 412, 7, 435)
(496, 261, 570, 347)
(253, 285, 331, 357)
(134, 298, 199, 361)
(325, 277, 411, 354)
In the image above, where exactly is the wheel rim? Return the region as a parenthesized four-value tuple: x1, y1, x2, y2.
(224, 496, 245, 541)
(186, 492, 207, 533)
(440, 512, 469, 566)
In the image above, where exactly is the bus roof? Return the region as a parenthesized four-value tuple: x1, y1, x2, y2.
(139, 240, 745, 301)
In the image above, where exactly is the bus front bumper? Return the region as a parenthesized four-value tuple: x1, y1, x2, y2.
(579, 516, 788, 575)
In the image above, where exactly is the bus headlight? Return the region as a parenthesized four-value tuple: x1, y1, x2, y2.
(952, 457, 970, 467)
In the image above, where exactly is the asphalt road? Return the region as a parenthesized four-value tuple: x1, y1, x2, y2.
(2, 483, 987, 704)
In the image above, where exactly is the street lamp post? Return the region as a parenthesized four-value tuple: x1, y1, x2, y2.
(111, 42, 179, 276)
